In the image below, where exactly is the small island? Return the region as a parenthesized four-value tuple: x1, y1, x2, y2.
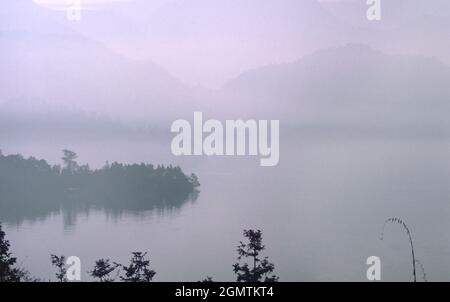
(0, 149, 200, 224)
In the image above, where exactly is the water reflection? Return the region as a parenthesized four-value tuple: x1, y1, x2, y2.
(61, 190, 199, 230)
(0, 150, 200, 228)
(1, 190, 199, 230)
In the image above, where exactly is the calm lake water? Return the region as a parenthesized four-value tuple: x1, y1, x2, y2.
(3, 135, 450, 281)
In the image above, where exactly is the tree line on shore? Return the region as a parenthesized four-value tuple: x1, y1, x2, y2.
(0, 224, 278, 282)
(0, 150, 200, 224)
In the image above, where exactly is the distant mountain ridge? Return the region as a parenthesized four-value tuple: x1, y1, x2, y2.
(221, 44, 450, 126)
(0, 0, 198, 122)
(130, 0, 353, 87)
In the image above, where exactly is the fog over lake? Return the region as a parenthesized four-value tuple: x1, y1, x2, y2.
(2, 132, 450, 281)
(2, 0, 450, 282)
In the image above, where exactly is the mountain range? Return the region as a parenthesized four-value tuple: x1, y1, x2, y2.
(2, 0, 450, 133)
(0, 0, 197, 123)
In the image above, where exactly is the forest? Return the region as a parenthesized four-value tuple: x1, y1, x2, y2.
(0, 149, 200, 224)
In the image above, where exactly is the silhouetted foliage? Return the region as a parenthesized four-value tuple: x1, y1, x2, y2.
(381, 217, 419, 282)
(189, 173, 200, 187)
(415, 259, 428, 282)
(0, 150, 200, 224)
(0, 223, 36, 282)
(117, 252, 156, 282)
(51, 255, 67, 282)
(62, 150, 78, 174)
(2, 224, 283, 283)
(90, 259, 119, 282)
(0, 223, 19, 282)
(233, 229, 279, 282)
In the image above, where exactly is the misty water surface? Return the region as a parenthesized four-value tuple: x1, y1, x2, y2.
(3, 134, 450, 281)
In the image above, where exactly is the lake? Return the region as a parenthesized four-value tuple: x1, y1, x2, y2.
(3, 134, 450, 281)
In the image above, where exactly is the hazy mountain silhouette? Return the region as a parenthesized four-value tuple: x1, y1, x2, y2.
(29, 0, 450, 89)
(322, 0, 450, 66)
(139, 0, 352, 87)
(222, 44, 450, 133)
(38, 0, 351, 88)
(0, 0, 197, 123)
(46, 3, 151, 61)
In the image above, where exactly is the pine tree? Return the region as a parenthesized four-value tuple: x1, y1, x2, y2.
(118, 252, 156, 282)
(90, 258, 119, 282)
(233, 229, 279, 282)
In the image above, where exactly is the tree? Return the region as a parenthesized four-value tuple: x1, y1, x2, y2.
(51, 255, 67, 282)
(233, 229, 279, 282)
(189, 173, 200, 188)
(62, 150, 78, 173)
(0, 223, 33, 282)
(118, 252, 156, 282)
(0, 223, 18, 282)
(90, 258, 119, 282)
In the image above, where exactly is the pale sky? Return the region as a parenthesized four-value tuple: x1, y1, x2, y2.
(33, 0, 344, 9)
(32, 0, 133, 9)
